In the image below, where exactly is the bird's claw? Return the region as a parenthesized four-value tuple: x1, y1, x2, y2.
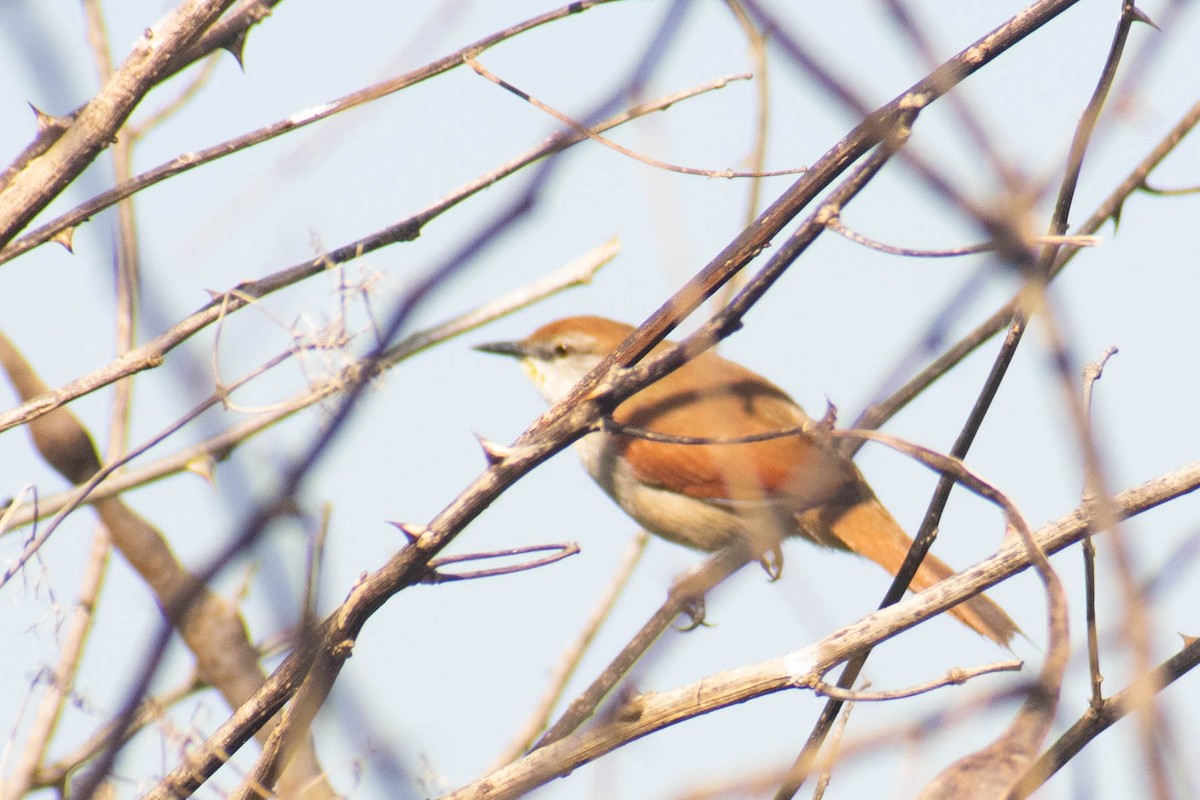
(758, 544, 785, 581)
(674, 595, 711, 631)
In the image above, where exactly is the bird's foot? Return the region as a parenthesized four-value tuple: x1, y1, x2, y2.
(758, 544, 785, 581)
(674, 595, 711, 631)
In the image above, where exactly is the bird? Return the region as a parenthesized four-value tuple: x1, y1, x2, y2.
(477, 315, 1017, 645)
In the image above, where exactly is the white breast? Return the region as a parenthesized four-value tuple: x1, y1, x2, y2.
(571, 432, 791, 554)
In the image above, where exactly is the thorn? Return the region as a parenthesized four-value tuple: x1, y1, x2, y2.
(51, 226, 76, 253)
(184, 454, 216, 486)
(388, 520, 428, 543)
(28, 103, 68, 134)
(1129, 6, 1160, 30)
(224, 31, 249, 69)
(205, 288, 223, 301)
(820, 399, 839, 428)
(475, 434, 511, 465)
(1111, 196, 1126, 232)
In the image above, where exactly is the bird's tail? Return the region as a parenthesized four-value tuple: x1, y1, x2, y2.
(797, 495, 1019, 646)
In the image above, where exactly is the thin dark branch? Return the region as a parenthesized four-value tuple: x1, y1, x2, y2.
(1010, 636, 1200, 798)
(425, 543, 580, 583)
(777, 3, 1145, 793)
(0, 75, 730, 438)
(0, 0, 625, 266)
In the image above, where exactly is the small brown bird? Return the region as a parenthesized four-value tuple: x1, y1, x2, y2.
(478, 316, 1017, 645)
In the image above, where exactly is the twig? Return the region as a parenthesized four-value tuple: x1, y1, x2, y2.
(2, 525, 111, 798)
(0, 72, 717, 436)
(30, 671, 207, 791)
(467, 57, 799, 179)
(0, 0, 273, 193)
(780, 3, 1148, 793)
(1138, 180, 1200, 195)
(848, 98, 1200, 442)
(441, 463, 1199, 800)
(1011, 636, 1200, 798)
(531, 120, 913, 749)
(826, 215, 1099, 258)
(724, 1, 772, 223)
(533, 547, 753, 749)
(0, 0, 239, 247)
(1, 238, 616, 532)
(0, 0, 624, 265)
(1080, 347, 1118, 710)
(490, 530, 649, 769)
(811, 678, 858, 800)
(814, 660, 1023, 703)
(425, 543, 580, 583)
(0, 349, 296, 587)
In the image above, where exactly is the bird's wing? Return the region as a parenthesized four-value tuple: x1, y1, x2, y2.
(612, 354, 861, 510)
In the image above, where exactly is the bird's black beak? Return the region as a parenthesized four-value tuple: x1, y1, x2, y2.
(474, 339, 530, 359)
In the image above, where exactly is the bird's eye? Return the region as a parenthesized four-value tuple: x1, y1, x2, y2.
(554, 343, 571, 357)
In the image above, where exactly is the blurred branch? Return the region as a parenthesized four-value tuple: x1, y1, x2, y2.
(849, 97, 1200, 438)
(0, 73, 722, 436)
(711, 0, 772, 311)
(789, 5, 1162, 790)
(0, 0, 239, 247)
(1081, 347, 1119, 709)
(1017, 11, 1169, 795)
(814, 660, 1023, 703)
(879, 0, 1021, 190)
(0, 0, 623, 265)
(904, 447, 1068, 799)
(826, 215, 1099, 258)
(0, 331, 334, 799)
(467, 58, 797, 178)
(491, 531, 649, 768)
(443, 462, 1200, 800)
(532, 119, 912, 749)
(32, 671, 207, 791)
(0, 0, 276, 191)
(1, 237, 616, 533)
(1012, 635, 1200, 798)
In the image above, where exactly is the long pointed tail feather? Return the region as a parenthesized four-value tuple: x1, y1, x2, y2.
(798, 495, 1019, 645)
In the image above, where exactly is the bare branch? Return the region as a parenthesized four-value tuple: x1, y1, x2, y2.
(0, 0, 625, 265)
(442, 463, 1198, 800)
(0, 0, 240, 246)
(813, 660, 1024, 703)
(467, 57, 798, 179)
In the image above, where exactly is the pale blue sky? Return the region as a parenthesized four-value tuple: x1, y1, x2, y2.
(1, 2, 1198, 798)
